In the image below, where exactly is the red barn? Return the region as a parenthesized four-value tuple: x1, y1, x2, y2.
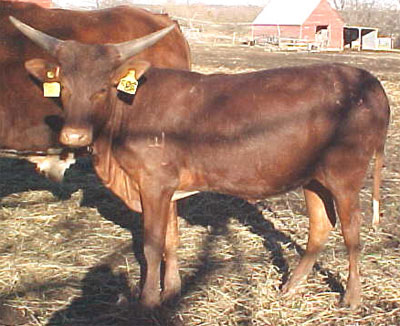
(3, 0, 52, 8)
(252, 0, 345, 50)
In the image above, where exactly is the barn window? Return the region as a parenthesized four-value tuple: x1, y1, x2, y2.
(316, 25, 329, 33)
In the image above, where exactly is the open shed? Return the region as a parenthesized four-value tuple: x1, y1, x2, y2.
(252, 0, 345, 50)
(343, 26, 394, 51)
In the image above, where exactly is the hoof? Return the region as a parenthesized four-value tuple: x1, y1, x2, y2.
(162, 273, 181, 304)
(281, 283, 292, 296)
(140, 294, 161, 310)
(161, 288, 181, 305)
(342, 292, 361, 310)
(281, 278, 301, 297)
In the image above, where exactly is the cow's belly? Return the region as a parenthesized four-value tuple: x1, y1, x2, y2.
(179, 145, 320, 199)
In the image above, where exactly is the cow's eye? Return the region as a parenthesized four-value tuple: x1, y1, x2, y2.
(61, 86, 70, 98)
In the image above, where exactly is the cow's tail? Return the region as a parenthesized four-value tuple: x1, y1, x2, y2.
(370, 77, 390, 227)
(372, 144, 385, 226)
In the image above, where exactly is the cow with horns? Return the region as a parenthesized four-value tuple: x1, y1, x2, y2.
(1, 5, 191, 292)
(10, 16, 390, 310)
(0, 1, 190, 181)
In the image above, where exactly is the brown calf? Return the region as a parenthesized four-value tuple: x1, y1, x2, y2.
(11, 18, 390, 310)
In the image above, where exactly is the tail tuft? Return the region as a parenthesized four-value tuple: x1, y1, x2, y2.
(372, 147, 384, 226)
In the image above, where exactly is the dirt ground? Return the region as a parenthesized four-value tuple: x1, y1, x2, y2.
(0, 43, 399, 326)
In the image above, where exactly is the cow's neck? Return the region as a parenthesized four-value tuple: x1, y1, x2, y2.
(92, 90, 124, 179)
(91, 93, 143, 213)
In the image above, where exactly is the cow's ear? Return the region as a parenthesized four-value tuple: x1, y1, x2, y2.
(25, 59, 60, 82)
(112, 59, 151, 86)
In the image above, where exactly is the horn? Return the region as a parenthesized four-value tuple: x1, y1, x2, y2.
(9, 16, 63, 56)
(112, 24, 175, 62)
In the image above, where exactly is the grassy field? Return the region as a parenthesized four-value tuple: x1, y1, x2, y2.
(0, 42, 399, 325)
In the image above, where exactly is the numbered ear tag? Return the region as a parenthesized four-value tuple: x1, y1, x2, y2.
(43, 82, 61, 97)
(43, 70, 60, 97)
(117, 70, 138, 95)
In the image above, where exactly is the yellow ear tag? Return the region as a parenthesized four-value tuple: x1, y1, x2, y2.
(43, 82, 61, 97)
(117, 70, 138, 95)
(43, 71, 61, 98)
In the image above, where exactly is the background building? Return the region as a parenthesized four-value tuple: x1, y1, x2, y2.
(252, 0, 345, 50)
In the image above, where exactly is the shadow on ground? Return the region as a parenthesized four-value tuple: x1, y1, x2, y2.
(46, 265, 135, 326)
(0, 158, 346, 325)
(45, 188, 347, 325)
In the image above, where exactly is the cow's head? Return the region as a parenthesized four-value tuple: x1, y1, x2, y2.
(10, 16, 173, 148)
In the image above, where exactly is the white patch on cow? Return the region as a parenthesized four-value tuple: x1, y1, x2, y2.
(189, 86, 196, 94)
(372, 198, 380, 225)
(27, 152, 76, 182)
(172, 191, 199, 201)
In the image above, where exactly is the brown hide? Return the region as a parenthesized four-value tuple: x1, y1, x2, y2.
(10, 14, 390, 308)
(92, 95, 143, 212)
(112, 64, 389, 200)
(2, 1, 190, 195)
(98, 63, 389, 308)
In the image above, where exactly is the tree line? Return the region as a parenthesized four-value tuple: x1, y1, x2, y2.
(332, 0, 400, 46)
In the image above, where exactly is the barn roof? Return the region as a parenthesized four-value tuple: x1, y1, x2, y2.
(253, 0, 323, 26)
(52, 0, 98, 10)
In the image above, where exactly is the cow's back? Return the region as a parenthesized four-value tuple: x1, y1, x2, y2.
(116, 64, 389, 198)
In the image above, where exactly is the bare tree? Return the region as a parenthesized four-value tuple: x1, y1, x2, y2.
(332, 0, 346, 10)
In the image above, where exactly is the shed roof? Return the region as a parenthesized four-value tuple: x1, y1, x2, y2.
(253, 0, 322, 26)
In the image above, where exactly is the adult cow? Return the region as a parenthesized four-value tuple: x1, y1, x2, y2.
(0, 1, 190, 181)
(4, 3, 191, 311)
(4, 2, 193, 312)
(11, 17, 390, 310)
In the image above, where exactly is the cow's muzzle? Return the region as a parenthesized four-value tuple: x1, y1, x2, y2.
(60, 127, 93, 148)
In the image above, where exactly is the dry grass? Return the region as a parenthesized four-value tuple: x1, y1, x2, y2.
(0, 44, 400, 325)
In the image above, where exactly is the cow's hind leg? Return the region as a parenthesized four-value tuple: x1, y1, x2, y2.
(161, 202, 181, 303)
(333, 191, 362, 309)
(282, 180, 336, 295)
(319, 153, 369, 309)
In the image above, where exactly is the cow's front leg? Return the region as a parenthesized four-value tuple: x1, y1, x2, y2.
(139, 181, 174, 309)
(162, 202, 181, 302)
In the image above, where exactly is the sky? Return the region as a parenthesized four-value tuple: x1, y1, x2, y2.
(133, 0, 399, 6)
(52, 0, 269, 10)
(52, 0, 267, 9)
(137, 0, 268, 5)
(53, 0, 400, 9)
